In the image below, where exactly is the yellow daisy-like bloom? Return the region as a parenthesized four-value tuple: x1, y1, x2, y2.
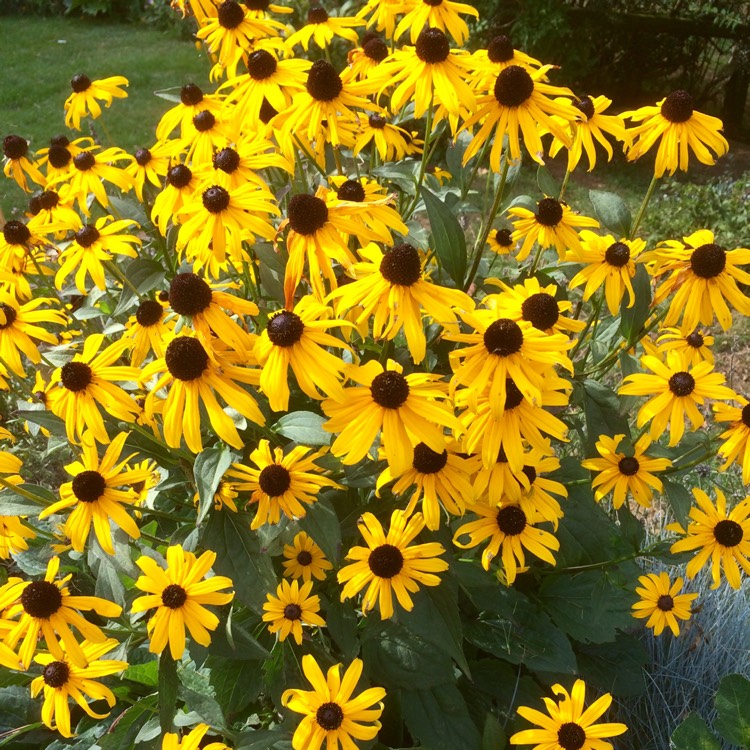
(446, 309, 573, 418)
(131, 545, 234, 659)
(282, 532, 333, 582)
(454, 501, 559, 582)
(151, 162, 199, 236)
(619, 350, 736, 447)
(548, 94, 630, 172)
(124, 139, 185, 201)
(631, 572, 698, 637)
(2, 134, 45, 193)
(46, 334, 141, 445)
(323, 358, 460, 474)
(486, 227, 515, 255)
(338, 509, 448, 619)
(655, 327, 714, 366)
(31, 638, 127, 738)
(282, 654, 386, 750)
(668, 488, 750, 590)
(568, 232, 646, 316)
(623, 89, 729, 177)
(162, 723, 230, 750)
(156, 83, 223, 141)
(0, 292, 65, 377)
(227, 440, 341, 530)
(0, 219, 46, 272)
(357, 0, 404, 39)
(196, 476, 239, 512)
(485, 277, 585, 336)
(581, 434, 672, 509)
(255, 296, 350, 412)
(644, 229, 750, 332)
(510, 679, 627, 750)
(262, 578, 326, 645)
(714, 396, 750, 485)
(27, 188, 82, 239)
(63, 73, 128, 130)
(286, 7, 363, 51)
(35, 134, 93, 183)
(467, 35, 542, 92)
(329, 242, 473, 365)
(0, 432, 22, 483)
(342, 33, 391, 83)
(376, 441, 477, 531)
(509, 197, 599, 263)
(182, 106, 238, 167)
(55, 217, 142, 294)
(395, 0, 478, 44)
(122, 296, 173, 367)
(39, 431, 149, 555)
(141, 333, 265, 453)
(351, 111, 421, 162)
(0, 516, 36, 559)
(0, 556, 122, 669)
(462, 64, 577, 169)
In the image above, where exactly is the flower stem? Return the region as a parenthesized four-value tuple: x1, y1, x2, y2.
(558, 168, 572, 200)
(629, 174, 659, 238)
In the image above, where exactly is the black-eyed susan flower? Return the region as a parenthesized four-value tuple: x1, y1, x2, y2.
(509, 197, 599, 262)
(64, 74, 129, 131)
(644, 229, 750, 332)
(342, 32, 390, 83)
(35, 135, 93, 183)
(0, 292, 65, 377)
(132, 545, 234, 659)
(669, 488, 750, 590)
(453, 501, 559, 583)
(182, 108, 235, 166)
(351, 112, 421, 162)
(124, 140, 185, 201)
(31, 638, 127, 738)
(254, 296, 351, 412)
(282, 654, 386, 750)
(486, 227, 515, 255)
(0, 430, 22, 484)
(510, 679, 627, 750)
(338, 509, 448, 619)
(55, 217, 142, 294)
(39, 431, 149, 555)
(376, 441, 477, 530)
(141, 333, 265, 453)
(26, 189, 82, 238)
(0, 556, 122, 669)
(0, 516, 36, 559)
(286, 6, 363, 51)
(468, 35, 542, 92)
(329, 242, 473, 365)
(715, 396, 750, 485)
(46, 335, 141, 445)
(0, 219, 46, 271)
(357, 0, 402, 39)
(282, 532, 333, 582)
(122, 296, 173, 367)
(568, 232, 646, 316)
(462, 64, 577, 169)
(395, 0, 478, 44)
(228, 440, 341, 529)
(156, 83, 223, 141)
(619, 350, 736, 447)
(2, 134, 44, 192)
(656, 327, 714, 366)
(624, 90, 729, 177)
(262, 578, 326, 644)
(193, 475, 239, 513)
(323, 359, 460, 474)
(632, 572, 698, 637)
(581, 434, 672, 509)
(151, 163, 198, 236)
(162, 724, 230, 750)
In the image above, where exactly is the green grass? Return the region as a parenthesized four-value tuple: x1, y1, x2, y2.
(0, 15, 211, 218)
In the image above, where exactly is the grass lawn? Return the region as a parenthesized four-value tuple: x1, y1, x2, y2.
(0, 15, 211, 218)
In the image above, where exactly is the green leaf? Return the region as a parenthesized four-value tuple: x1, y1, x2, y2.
(575, 632, 648, 697)
(158, 651, 178, 734)
(297, 493, 341, 563)
(123, 660, 158, 687)
(177, 663, 225, 728)
(0, 494, 44, 517)
(235, 729, 293, 750)
(663, 479, 693, 528)
(619, 265, 652, 344)
(272, 411, 330, 446)
(14, 409, 66, 437)
(482, 713, 506, 750)
(421, 185, 467, 285)
(581, 379, 630, 454)
(714, 673, 750, 746)
(401, 683, 482, 750)
(325, 597, 359, 661)
(208, 657, 263, 720)
(536, 164, 559, 198)
(0, 685, 40, 734)
(112, 258, 166, 316)
(194, 446, 233, 525)
(589, 190, 632, 238)
(98, 696, 160, 750)
(671, 713, 721, 750)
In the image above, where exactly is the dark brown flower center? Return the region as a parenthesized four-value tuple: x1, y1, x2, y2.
(75, 225, 100, 248)
(713, 519, 743, 547)
(161, 583, 188, 609)
(368, 543, 404, 578)
(668, 371, 695, 397)
(2, 134, 27, 160)
(604, 242, 630, 267)
(521, 465, 536, 485)
(43, 661, 70, 688)
(521, 293, 559, 330)
(685, 331, 704, 349)
(165, 337, 209, 381)
(307, 6, 328, 23)
(484, 318, 524, 356)
(73, 151, 95, 171)
(2, 220, 31, 245)
(72, 470, 107, 503)
(380, 243, 422, 286)
(535, 197, 564, 227)
(61, 361, 93, 392)
(496, 504, 527, 535)
(296, 550, 313, 566)
(70, 74, 92, 93)
(167, 164, 193, 188)
(415, 27, 450, 64)
(202, 185, 230, 213)
(505, 378, 525, 410)
(193, 110, 216, 132)
(181, 83, 204, 106)
(258, 464, 292, 496)
(0, 305, 17, 330)
(316, 702, 344, 731)
(267, 310, 304, 347)
(288, 193, 329, 234)
(135, 299, 164, 327)
(618, 456, 640, 476)
(363, 36, 388, 62)
(38, 190, 60, 210)
(661, 90, 694, 123)
(657, 594, 674, 612)
(247, 49, 278, 80)
(558, 722, 586, 750)
(337, 179, 365, 202)
(283, 603, 302, 620)
(306, 59, 343, 102)
(50, 134, 70, 147)
(218, 0, 246, 28)
(690, 243, 726, 279)
(169, 273, 213, 316)
(370, 370, 410, 408)
(368, 114, 387, 129)
(48, 144, 72, 169)
(412, 443, 448, 474)
(494, 65, 534, 107)
(493, 228, 513, 247)
(575, 95, 595, 119)
(487, 35, 514, 63)
(21, 580, 63, 619)
(134, 148, 152, 166)
(742, 403, 750, 428)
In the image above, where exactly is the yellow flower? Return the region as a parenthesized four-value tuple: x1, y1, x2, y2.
(467, 34, 542, 93)
(151, 162, 199, 236)
(714, 396, 750, 484)
(2, 134, 45, 193)
(162, 723, 230, 750)
(486, 227, 515, 255)
(282, 532, 333, 582)
(396, 0, 478, 44)
(156, 83, 222, 141)
(131, 545, 234, 659)
(338, 509, 448, 619)
(655, 326, 714, 366)
(351, 112, 421, 162)
(0, 516, 36, 560)
(63, 74, 128, 130)
(262, 578, 326, 644)
(122, 296, 173, 367)
(286, 8, 363, 50)
(35, 135, 94, 183)
(26, 188, 82, 239)
(124, 139, 185, 201)
(632, 572, 698, 636)
(357, 0, 404, 40)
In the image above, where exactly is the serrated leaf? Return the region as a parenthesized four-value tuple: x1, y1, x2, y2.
(194, 447, 232, 525)
(0, 494, 44, 517)
(589, 190, 631, 238)
(14, 409, 66, 437)
(671, 713, 721, 750)
(273, 411, 330, 446)
(714, 673, 750, 746)
(325, 597, 359, 660)
(576, 632, 648, 697)
(421, 186, 467, 285)
(123, 660, 159, 688)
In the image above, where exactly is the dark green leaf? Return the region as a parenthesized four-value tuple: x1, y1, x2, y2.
(714, 673, 750, 746)
(194, 447, 232, 525)
(98, 696, 159, 750)
(273, 411, 330, 446)
(482, 713, 506, 750)
(177, 663, 225, 728)
(0, 494, 44, 516)
(671, 713, 721, 750)
(619, 265, 652, 343)
(123, 660, 158, 688)
(576, 632, 648, 697)
(14, 409, 66, 437)
(158, 652, 178, 734)
(113, 258, 166, 316)
(589, 190, 631, 238)
(421, 186, 467, 285)
(208, 658, 263, 719)
(235, 728, 293, 750)
(582, 379, 630, 454)
(325, 597, 360, 661)
(297, 493, 342, 563)
(537, 164, 559, 197)
(663, 479, 693, 528)
(555, 485, 617, 567)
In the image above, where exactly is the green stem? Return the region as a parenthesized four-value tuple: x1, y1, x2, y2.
(558, 168, 572, 200)
(629, 174, 659, 238)
(460, 136, 492, 201)
(104, 259, 142, 299)
(570, 289, 604, 361)
(403, 98, 435, 221)
(527, 241, 546, 278)
(293, 136, 327, 180)
(0, 478, 50, 506)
